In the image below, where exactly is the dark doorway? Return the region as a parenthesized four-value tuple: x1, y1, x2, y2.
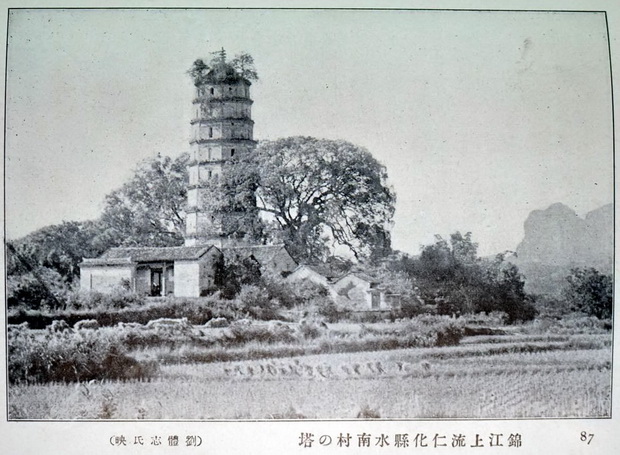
(371, 292, 380, 309)
(151, 269, 162, 296)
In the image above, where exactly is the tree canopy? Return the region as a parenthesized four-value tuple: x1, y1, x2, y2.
(230, 53, 259, 81)
(562, 267, 612, 319)
(188, 51, 258, 86)
(100, 153, 188, 247)
(6, 220, 120, 308)
(196, 157, 263, 242)
(392, 232, 537, 323)
(249, 137, 396, 262)
(6, 220, 124, 283)
(195, 137, 395, 262)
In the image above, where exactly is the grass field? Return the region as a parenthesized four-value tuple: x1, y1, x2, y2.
(8, 332, 611, 420)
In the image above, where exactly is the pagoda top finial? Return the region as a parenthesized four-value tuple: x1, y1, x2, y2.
(211, 47, 227, 64)
(189, 49, 258, 86)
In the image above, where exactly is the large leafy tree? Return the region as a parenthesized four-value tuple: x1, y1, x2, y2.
(563, 267, 612, 319)
(100, 153, 188, 247)
(197, 157, 264, 242)
(7, 220, 116, 283)
(407, 232, 536, 323)
(6, 220, 119, 308)
(249, 136, 396, 262)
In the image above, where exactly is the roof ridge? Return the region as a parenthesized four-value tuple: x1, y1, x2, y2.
(98, 244, 215, 262)
(224, 243, 286, 249)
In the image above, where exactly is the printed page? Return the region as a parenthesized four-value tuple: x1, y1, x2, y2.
(1, 1, 618, 454)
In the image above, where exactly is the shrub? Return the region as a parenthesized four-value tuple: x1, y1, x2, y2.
(226, 320, 298, 344)
(6, 269, 67, 310)
(316, 298, 343, 323)
(234, 285, 285, 320)
(502, 298, 538, 324)
(235, 285, 270, 309)
(401, 316, 465, 347)
(260, 276, 300, 308)
(435, 322, 464, 347)
(65, 288, 145, 311)
(347, 311, 388, 323)
(524, 314, 613, 335)
(297, 320, 324, 339)
(7, 324, 157, 384)
(399, 300, 431, 318)
(563, 268, 613, 319)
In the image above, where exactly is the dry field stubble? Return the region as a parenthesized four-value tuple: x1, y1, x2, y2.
(8, 333, 611, 420)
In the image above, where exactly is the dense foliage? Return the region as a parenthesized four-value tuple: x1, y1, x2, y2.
(194, 136, 396, 263)
(101, 153, 188, 247)
(387, 232, 537, 323)
(188, 50, 258, 86)
(195, 158, 264, 243)
(252, 137, 395, 262)
(562, 268, 613, 319)
(8, 323, 157, 384)
(6, 220, 120, 309)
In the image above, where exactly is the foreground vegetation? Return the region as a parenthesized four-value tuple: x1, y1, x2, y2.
(7, 316, 463, 384)
(9, 330, 610, 420)
(7, 313, 612, 420)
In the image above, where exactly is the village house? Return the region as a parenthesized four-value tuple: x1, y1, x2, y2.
(286, 264, 337, 289)
(80, 245, 222, 297)
(80, 244, 296, 297)
(287, 264, 401, 311)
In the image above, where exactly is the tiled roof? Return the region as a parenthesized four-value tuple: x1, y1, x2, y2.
(290, 264, 382, 286)
(83, 243, 295, 267)
(80, 257, 134, 267)
(333, 271, 379, 285)
(99, 245, 216, 262)
(297, 264, 340, 279)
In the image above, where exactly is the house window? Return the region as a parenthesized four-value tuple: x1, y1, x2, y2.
(231, 148, 235, 157)
(208, 170, 213, 179)
(210, 87, 214, 95)
(208, 147, 212, 160)
(208, 127, 213, 138)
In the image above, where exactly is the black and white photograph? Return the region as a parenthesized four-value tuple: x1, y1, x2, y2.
(2, 4, 615, 442)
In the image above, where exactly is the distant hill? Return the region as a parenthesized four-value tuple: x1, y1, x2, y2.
(512, 202, 613, 295)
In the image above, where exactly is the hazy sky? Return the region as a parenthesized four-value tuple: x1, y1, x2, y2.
(5, 9, 613, 256)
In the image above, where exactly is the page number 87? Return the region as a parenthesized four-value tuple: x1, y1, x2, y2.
(580, 432, 594, 444)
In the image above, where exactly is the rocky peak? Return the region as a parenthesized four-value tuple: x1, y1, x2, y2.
(516, 202, 612, 271)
